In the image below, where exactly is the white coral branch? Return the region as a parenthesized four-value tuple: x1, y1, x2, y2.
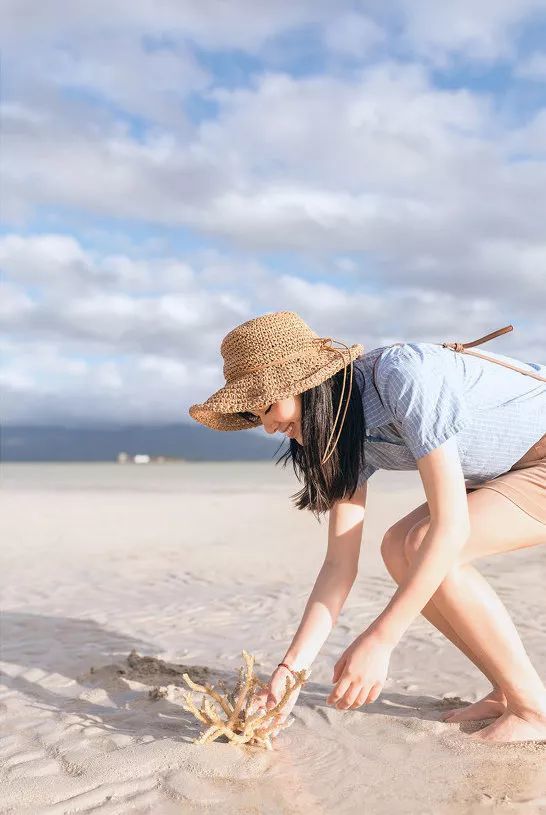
(181, 651, 310, 750)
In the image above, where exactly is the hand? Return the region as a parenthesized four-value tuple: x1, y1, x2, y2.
(327, 632, 392, 710)
(247, 665, 301, 737)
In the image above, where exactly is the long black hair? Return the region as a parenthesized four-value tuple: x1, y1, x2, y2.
(238, 360, 369, 521)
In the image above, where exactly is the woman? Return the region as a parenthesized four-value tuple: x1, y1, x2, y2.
(189, 311, 546, 743)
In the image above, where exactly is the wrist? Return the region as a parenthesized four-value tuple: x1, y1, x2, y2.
(281, 650, 311, 672)
(277, 661, 302, 678)
(364, 620, 399, 649)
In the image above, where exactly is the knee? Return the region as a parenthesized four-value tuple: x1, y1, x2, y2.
(403, 519, 431, 562)
(380, 526, 406, 567)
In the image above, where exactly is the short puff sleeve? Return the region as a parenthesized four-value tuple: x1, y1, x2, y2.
(375, 344, 469, 461)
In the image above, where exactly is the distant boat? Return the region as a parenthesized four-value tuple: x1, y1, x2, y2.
(117, 452, 182, 464)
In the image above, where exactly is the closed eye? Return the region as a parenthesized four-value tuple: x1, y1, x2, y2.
(245, 405, 271, 420)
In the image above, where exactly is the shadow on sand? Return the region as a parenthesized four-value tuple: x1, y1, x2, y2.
(1, 611, 472, 745)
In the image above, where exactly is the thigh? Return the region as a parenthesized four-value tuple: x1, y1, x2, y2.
(457, 487, 546, 563)
(404, 488, 546, 565)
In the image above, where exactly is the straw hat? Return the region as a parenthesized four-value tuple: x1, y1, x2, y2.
(188, 311, 364, 463)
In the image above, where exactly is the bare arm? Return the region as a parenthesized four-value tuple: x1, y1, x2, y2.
(371, 436, 471, 646)
(281, 482, 368, 670)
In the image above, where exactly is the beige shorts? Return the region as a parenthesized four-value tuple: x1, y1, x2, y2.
(466, 458, 546, 525)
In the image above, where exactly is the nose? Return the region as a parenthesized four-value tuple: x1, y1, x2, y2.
(264, 421, 288, 435)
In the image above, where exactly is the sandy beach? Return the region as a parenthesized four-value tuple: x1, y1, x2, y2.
(1, 461, 545, 814)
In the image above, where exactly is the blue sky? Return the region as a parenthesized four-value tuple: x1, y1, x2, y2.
(1, 1, 545, 425)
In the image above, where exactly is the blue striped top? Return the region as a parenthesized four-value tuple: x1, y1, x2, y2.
(353, 342, 546, 487)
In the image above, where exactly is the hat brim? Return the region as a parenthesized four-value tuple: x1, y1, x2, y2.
(188, 344, 365, 431)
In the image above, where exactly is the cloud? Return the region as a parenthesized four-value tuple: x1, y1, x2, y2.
(0, 233, 196, 294)
(1, 233, 543, 425)
(3, 0, 544, 64)
(395, 0, 546, 64)
(2, 2, 545, 425)
(45, 38, 210, 127)
(5, 61, 546, 292)
(0, 339, 192, 425)
(1, 0, 332, 53)
(0, 234, 256, 363)
(323, 12, 385, 58)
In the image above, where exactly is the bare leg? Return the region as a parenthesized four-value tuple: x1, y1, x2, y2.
(404, 488, 546, 742)
(381, 505, 506, 722)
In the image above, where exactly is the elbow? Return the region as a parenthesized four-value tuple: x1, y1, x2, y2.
(322, 559, 358, 583)
(406, 520, 469, 562)
(439, 523, 471, 559)
(429, 516, 470, 542)
(451, 519, 471, 544)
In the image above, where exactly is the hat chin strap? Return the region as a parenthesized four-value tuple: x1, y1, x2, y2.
(319, 338, 354, 466)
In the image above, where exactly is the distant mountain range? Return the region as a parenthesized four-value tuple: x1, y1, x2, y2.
(1, 423, 281, 462)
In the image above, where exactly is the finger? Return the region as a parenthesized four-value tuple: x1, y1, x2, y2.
(349, 689, 369, 710)
(328, 676, 351, 706)
(365, 682, 382, 705)
(265, 687, 279, 707)
(337, 682, 361, 710)
(332, 657, 346, 684)
(349, 683, 371, 708)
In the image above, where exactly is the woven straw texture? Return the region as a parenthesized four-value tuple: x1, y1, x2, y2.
(188, 311, 364, 431)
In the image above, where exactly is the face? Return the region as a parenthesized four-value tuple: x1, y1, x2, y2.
(249, 394, 303, 445)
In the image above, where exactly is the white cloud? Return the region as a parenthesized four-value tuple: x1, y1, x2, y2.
(0, 234, 255, 365)
(0, 233, 195, 294)
(1, 233, 542, 426)
(51, 41, 206, 129)
(1, 0, 332, 52)
(396, 0, 546, 64)
(2, 2, 545, 425)
(0, 234, 90, 285)
(4, 62, 545, 278)
(324, 12, 384, 58)
(0, 280, 36, 324)
(0, 340, 191, 425)
(3, 0, 543, 65)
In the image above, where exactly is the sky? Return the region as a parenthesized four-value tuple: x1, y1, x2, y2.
(1, 1, 546, 426)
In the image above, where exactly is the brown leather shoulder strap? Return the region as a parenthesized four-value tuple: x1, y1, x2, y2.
(442, 324, 514, 351)
(440, 324, 546, 383)
(370, 326, 546, 400)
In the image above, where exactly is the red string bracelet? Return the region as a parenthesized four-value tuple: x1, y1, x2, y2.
(277, 661, 300, 678)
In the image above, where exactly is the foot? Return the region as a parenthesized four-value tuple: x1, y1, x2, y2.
(441, 689, 507, 723)
(469, 705, 546, 743)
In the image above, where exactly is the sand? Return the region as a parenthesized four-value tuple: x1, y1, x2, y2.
(1, 463, 545, 814)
